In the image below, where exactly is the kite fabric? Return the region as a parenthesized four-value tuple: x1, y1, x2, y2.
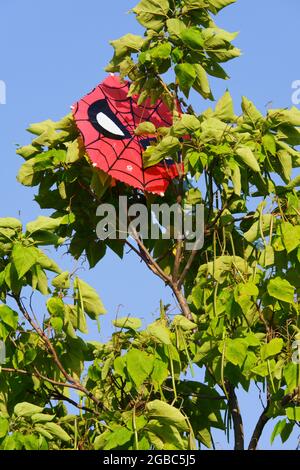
(72, 75, 182, 195)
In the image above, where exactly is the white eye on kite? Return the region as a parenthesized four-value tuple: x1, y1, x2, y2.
(96, 112, 125, 137)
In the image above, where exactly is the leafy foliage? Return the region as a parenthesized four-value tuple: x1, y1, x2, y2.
(1, 0, 300, 451)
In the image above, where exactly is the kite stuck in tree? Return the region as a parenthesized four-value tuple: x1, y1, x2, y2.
(72, 75, 181, 195)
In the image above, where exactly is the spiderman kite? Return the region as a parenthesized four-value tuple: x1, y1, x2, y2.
(72, 75, 181, 195)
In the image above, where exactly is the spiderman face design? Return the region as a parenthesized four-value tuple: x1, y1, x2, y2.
(73, 75, 180, 195)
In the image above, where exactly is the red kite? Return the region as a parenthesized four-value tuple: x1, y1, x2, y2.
(73, 75, 181, 195)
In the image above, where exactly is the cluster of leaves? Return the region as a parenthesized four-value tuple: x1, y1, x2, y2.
(4, 0, 300, 450)
(106, 0, 240, 105)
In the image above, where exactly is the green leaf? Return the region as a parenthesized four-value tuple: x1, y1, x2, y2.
(109, 33, 144, 60)
(17, 155, 54, 186)
(277, 150, 292, 182)
(133, 0, 170, 31)
(0, 417, 9, 438)
(221, 338, 248, 366)
(261, 338, 283, 360)
(0, 218, 22, 231)
(126, 349, 154, 387)
(241, 97, 263, 123)
(26, 216, 63, 234)
(180, 27, 204, 50)
(173, 315, 197, 331)
(146, 400, 189, 431)
(12, 243, 37, 279)
(43, 422, 71, 442)
(193, 64, 212, 99)
(262, 133, 276, 156)
(175, 63, 196, 98)
(285, 407, 300, 421)
(47, 297, 65, 318)
(51, 271, 70, 289)
(166, 19, 187, 38)
(283, 363, 300, 393)
(135, 122, 156, 135)
(147, 321, 171, 344)
(267, 277, 294, 304)
(14, 402, 44, 417)
(143, 136, 180, 168)
(215, 90, 235, 121)
(280, 222, 300, 253)
(103, 427, 133, 450)
(0, 305, 18, 329)
(236, 146, 260, 172)
(172, 114, 201, 136)
(207, 0, 236, 13)
(31, 413, 55, 424)
(74, 277, 106, 319)
(113, 317, 142, 330)
(271, 419, 286, 444)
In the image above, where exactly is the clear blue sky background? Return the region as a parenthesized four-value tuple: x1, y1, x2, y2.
(1, 0, 300, 450)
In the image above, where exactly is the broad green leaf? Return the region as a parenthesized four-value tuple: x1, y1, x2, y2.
(0, 305, 18, 329)
(193, 64, 211, 99)
(180, 27, 204, 50)
(74, 277, 106, 319)
(14, 402, 44, 417)
(173, 315, 197, 331)
(241, 96, 263, 123)
(146, 400, 189, 431)
(0, 218, 22, 231)
(262, 134, 276, 156)
(280, 222, 300, 253)
(172, 114, 201, 136)
(277, 150, 292, 182)
(0, 417, 9, 438)
(126, 349, 154, 387)
(244, 215, 272, 243)
(207, 0, 236, 13)
(285, 407, 300, 421)
(47, 297, 65, 318)
(103, 427, 132, 450)
(17, 155, 54, 186)
(43, 422, 71, 442)
(283, 363, 300, 393)
(147, 321, 171, 344)
(220, 338, 248, 366)
(268, 107, 300, 126)
(147, 421, 185, 449)
(236, 146, 260, 172)
(215, 90, 235, 121)
(110, 33, 144, 59)
(175, 63, 196, 98)
(135, 122, 156, 135)
(31, 413, 55, 424)
(267, 277, 294, 304)
(133, 0, 170, 31)
(113, 317, 142, 330)
(261, 338, 283, 360)
(166, 18, 186, 37)
(143, 136, 180, 168)
(12, 243, 37, 279)
(270, 419, 287, 444)
(51, 271, 70, 289)
(26, 216, 63, 234)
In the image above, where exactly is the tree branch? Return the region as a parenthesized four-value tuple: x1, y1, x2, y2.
(248, 403, 270, 450)
(226, 382, 244, 450)
(12, 295, 102, 408)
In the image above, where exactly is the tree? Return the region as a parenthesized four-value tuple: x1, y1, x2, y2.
(0, 0, 300, 450)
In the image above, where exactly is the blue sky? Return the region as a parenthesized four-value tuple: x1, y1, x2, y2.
(1, 0, 300, 450)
